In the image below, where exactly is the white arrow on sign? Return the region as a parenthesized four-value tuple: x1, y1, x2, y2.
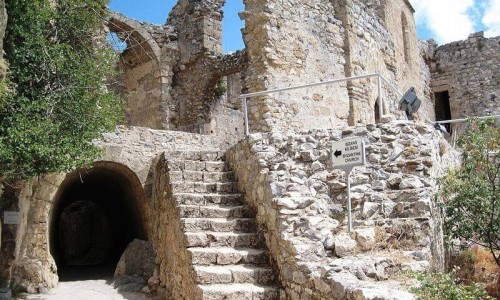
(331, 137, 366, 170)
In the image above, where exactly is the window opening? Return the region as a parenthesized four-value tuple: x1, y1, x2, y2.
(434, 91, 452, 133)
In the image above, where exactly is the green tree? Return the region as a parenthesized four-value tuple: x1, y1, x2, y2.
(440, 118, 499, 266)
(0, 0, 122, 183)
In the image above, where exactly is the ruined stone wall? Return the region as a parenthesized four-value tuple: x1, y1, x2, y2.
(333, 0, 398, 125)
(430, 32, 500, 120)
(150, 154, 201, 299)
(96, 126, 226, 183)
(207, 101, 245, 146)
(227, 120, 458, 299)
(8, 127, 226, 292)
(382, 0, 434, 120)
(242, 0, 349, 132)
(167, 0, 250, 132)
(332, 0, 433, 125)
(109, 13, 179, 130)
(120, 60, 165, 129)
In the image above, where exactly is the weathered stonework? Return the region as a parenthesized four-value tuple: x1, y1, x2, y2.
(430, 32, 500, 124)
(8, 127, 225, 293)
(109, 12, 178, 130)
(1, 0, 497, 299)
(226, 120, 458, 299)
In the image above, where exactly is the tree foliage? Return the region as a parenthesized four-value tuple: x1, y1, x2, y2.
(412, 272, 494, 300)
(440, 118, 500, 266)
(0, 0, 122, 182)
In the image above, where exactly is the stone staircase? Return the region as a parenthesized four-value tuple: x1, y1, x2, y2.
(166, 150, 279, 300)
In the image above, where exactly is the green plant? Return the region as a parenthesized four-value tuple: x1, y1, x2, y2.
(0, 0, 123, 182)
(440, 118, 500, 266)
(214, 78, 226, 98)
(412, 272, 494, 300)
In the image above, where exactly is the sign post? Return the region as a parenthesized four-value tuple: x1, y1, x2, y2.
(331, 138, 366, 233)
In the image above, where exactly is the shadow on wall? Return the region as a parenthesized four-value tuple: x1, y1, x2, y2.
(49, 162, 147, 281)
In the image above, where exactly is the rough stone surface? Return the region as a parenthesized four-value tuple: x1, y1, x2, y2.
(227, 121, 459, 299)
(1, 0, 495, 298)
(150, 151, 280, 299)
(430, 32, 500, 130)
(114, 239, 155, 280)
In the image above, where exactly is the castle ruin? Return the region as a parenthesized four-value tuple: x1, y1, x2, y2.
(1, 0, 498, 299)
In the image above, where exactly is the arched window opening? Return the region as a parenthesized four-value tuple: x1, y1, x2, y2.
(222, 0, 245, 53)
(374, 102, 381, 124)
(401, 13, 411, 63)
(107, 32, 127, 54)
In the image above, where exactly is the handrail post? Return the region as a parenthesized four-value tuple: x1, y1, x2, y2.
(243, 97, 249, 136)
(377, 74, 383, 121)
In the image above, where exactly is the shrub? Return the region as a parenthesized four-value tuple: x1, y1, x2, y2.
(412, 272, 494, 300)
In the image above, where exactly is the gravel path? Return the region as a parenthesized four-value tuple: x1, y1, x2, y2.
(16, 280, 158, 300)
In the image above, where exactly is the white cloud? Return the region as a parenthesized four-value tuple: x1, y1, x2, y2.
(410, 0, 477, 44)
(482, 0, 500, 37)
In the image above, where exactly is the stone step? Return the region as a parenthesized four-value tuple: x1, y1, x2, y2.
(179, 205, 252, 219)
(181, 218, 257, 233)
(188, 247, 269, 266)
(194, 265, 276, 285)
(169, 171, 235, 183)
(185, 232, 264, 248)
(199, 283, 279, 300)
(168, 160, 229, 172)
(166, 150, 225, 162)
(172, 182, 238, 193)
(174, 193, 244, 206)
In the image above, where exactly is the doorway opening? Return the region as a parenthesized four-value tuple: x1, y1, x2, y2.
(50, 163, 146, 281)
(434, 91, 452, 133)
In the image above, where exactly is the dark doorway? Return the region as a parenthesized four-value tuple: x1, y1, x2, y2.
(434, 91, 452, 133)
(50, 166, 146, 281)
(374, 102, 380, 124)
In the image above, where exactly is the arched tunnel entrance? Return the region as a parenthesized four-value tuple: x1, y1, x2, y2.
(50, 162, 147, 281)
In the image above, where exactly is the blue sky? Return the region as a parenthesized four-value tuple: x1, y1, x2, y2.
(109, 0, 499, 52)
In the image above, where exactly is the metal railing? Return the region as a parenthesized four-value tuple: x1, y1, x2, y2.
(238, 72, 401, 136)
(238, 73, 500, 136)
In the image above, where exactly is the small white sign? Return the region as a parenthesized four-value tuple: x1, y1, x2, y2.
(331, 138, 366, 170)
(3, 211, 21, 225)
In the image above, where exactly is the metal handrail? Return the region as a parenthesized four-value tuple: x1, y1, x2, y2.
(237, 72, 500, 136)
(434, 115, 500, 124)
(238, 72, 397, 136)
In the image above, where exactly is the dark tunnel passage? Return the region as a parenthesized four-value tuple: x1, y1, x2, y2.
(50, 164, 146, 281)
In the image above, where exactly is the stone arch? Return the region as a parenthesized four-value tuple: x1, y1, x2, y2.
(48, 161, 148, 278)
(107, 12, 166, 129)
(108, 12, 161, 65)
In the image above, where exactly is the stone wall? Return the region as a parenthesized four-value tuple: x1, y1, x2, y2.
(430, 32, 500, 121)
(242, 0, 349, 132)
(227, 119, 458, 299)
(109, 13, 178, 130)
(149, 154, 201, 299)
(332, 0, 434, 125)
(8, 127, 226, 292)
(95, 126, 226, 183)
(240, 0, 435, 133)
